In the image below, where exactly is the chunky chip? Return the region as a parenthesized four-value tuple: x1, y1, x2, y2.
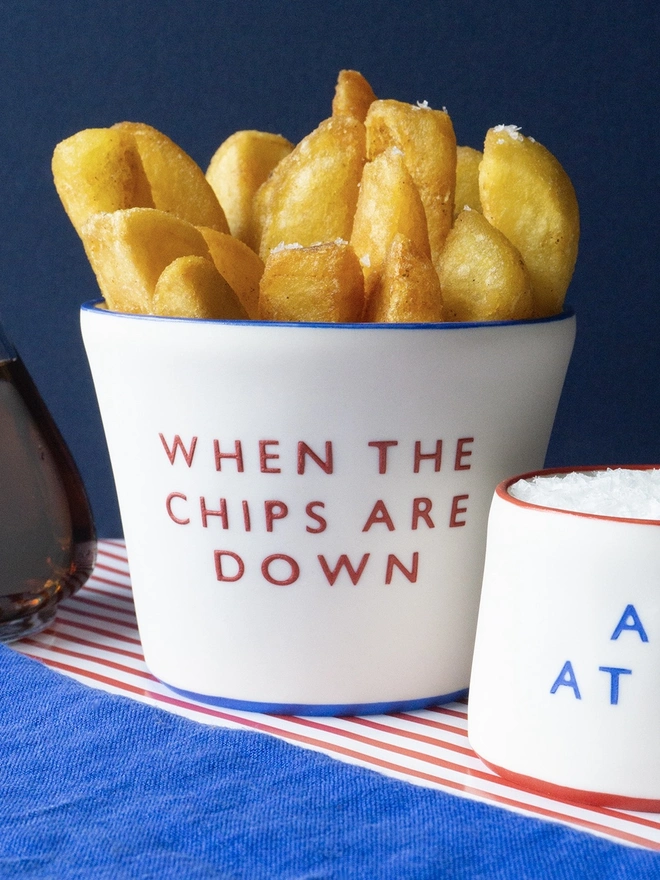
(436, 209, 533, 322)
(479, 125, 579, 317)
(52, 128, 154, 237)
(350, 147, 430, 297)
(113, 122, 229, 233)
(205, 130, 293, 248)
(81, 208, 210, 314)
(198, 226, 264, 319)
(258, 241, 364, 323)
(455, 146, 483, 217)
(365, 233, 444, 323)
(365, 99, 456, 271)
(332, 69, 377, 123)
(253, 115, 366, 259)
(152, 255, 247, 320)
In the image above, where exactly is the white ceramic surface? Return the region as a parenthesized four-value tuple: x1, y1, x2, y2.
(81, 304, 575, 714)
(469, 465, 660, 809)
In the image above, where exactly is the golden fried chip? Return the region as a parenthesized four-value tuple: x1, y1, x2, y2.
(350, 147, 430, 296)
(365, 233, 443, 323)
(479, 125, 579, 317)
(258, 241, 364, 323)
(331, 69, 377, 123)
(205, 130, 293, 248)
(55, 72, 581, 326)
(253, 116, 366, 259)
(198, 226, 264, 319)
(81, 207, 210, 314)
(365, 99, 456, 269)
(113, 121, 229, 233)
(52, 128, 153, 236)
(152, 255, 247, 320)
(436, 209, 533, 322)
(455, 146, 482, 216)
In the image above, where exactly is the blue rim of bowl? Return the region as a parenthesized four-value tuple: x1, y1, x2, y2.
(160, 680, 469, 716)
(81, 299, 575, 330)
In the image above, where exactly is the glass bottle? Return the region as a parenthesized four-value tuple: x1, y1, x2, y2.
(0, 322, 96, 641)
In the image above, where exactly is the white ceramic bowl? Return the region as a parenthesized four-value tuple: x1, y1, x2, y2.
(81, 303, 575, 715)
(469, 465, 660, 810)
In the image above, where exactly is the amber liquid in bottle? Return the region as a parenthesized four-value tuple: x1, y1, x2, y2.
(0, 355, 96, 641)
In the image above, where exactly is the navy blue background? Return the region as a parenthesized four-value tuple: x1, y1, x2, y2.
(0, 1, 657, 538)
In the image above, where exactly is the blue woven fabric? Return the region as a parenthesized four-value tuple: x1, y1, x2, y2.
(1, 645, 660, 879)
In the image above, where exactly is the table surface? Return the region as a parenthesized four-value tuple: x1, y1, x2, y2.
(12, 540, 660, 854)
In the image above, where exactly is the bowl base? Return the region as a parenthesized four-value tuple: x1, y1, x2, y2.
(160, 680, 469, 717)
(477, 754, 660, 812)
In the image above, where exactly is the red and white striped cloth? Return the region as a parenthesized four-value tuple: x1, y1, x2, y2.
(13, 540, 660, 852)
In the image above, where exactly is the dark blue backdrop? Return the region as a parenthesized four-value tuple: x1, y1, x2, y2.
(0, 1, 657, 537)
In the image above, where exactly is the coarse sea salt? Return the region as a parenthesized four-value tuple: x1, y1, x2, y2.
(491, 123, 537, 145)
(508, 468, 660, 520)
(493, 123, 524, 142)
(271, 241, 303, 254)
